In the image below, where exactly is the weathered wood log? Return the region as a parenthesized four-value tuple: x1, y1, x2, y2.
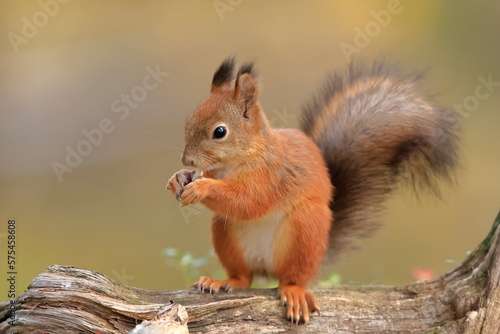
(1, 210, 499, 333)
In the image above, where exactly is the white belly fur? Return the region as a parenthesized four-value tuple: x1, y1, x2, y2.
(233, 211, 284, 276)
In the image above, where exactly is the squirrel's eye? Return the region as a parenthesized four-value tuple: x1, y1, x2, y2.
(212, 126, 227, 139)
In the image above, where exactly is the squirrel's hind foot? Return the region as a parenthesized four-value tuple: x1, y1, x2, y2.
(279, 284, 320, 324)
(192, 276, 251, 294)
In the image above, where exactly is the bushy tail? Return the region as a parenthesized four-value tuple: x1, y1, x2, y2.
(301, 60, 461, 260)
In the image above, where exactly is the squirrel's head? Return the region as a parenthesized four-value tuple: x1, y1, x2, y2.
(182, 57, 270, 173)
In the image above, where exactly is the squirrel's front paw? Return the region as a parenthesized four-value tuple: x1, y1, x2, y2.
(166, 169, 196, 201)
(279, 284, 320, 324)
(180, 178, 210, 206)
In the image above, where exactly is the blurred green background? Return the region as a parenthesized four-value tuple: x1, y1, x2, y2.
(1, 1, 500, 295)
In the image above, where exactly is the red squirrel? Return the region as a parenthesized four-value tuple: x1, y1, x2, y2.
(166, 57, 460, 323)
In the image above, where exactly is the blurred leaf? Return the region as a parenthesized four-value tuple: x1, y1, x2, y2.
(180, 252, 193, 266)
(162, 248, 179, 257)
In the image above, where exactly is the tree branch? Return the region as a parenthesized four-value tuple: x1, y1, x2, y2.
(1, 210, 499, 333)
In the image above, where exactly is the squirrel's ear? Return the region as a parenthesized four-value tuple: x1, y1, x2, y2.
(211, 57, 235, 92)
(234, 62, 258, 118)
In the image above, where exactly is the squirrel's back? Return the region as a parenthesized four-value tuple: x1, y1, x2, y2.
(301, 60, 461, 259)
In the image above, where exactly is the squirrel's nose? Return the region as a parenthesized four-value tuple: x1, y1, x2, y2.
(181, 150, 194, 167)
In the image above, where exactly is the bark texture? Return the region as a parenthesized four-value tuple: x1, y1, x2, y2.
(1, 210, 499, 333)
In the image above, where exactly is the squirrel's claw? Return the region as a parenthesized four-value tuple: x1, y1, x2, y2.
(166, 169, 195, 202)
(192, 276, 250, 295)
(279, 285, 319, 324)
(192, 276, 222, 294)
(180, 183, 200, 206)
(180, 178, 210, 206)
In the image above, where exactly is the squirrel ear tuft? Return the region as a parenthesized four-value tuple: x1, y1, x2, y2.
(234, 62, 258, 116)
(211, 57, 235, 92)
